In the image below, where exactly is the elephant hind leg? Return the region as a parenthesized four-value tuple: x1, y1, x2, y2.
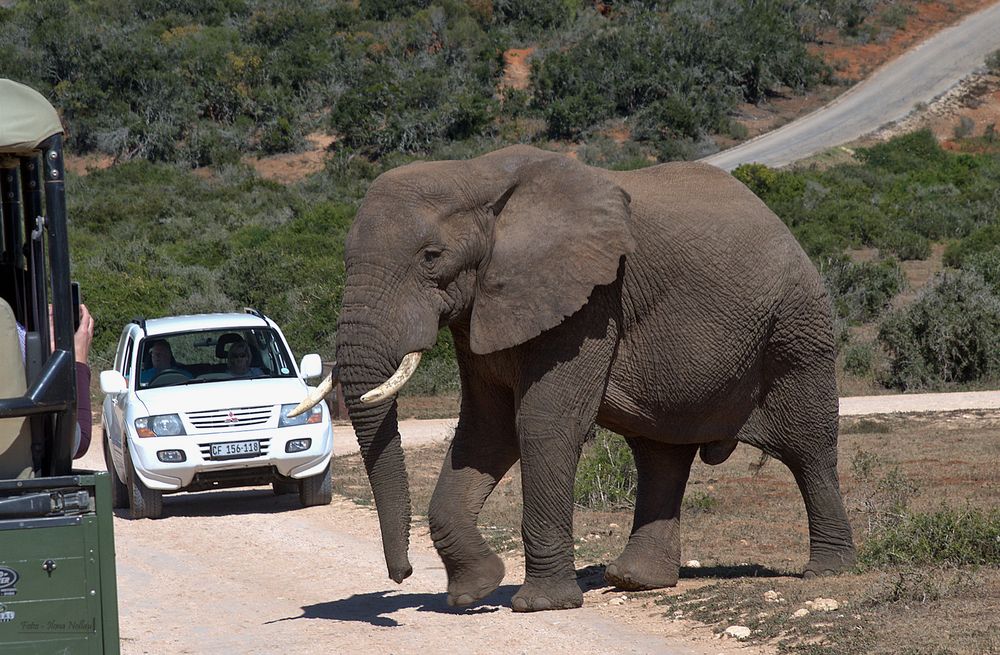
(605, 439, 698, 591)
(740, 364, 856, 576)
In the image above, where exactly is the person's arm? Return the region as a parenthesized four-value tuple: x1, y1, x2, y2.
(73, 305, 94, 459)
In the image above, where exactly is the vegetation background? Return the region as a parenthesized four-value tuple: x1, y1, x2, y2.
(2, 0, 999, 393)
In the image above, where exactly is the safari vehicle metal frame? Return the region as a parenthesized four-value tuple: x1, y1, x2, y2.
(0, 79, 120, 654)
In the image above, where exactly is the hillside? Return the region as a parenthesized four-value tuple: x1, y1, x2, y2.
(3, 0, 999, 397)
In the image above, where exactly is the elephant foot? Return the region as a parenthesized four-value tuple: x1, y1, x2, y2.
(605, 552, 679, 591)
(511, 577, 583, 612)
(445, 552, 505, 607)
(803, 547, 856, 579)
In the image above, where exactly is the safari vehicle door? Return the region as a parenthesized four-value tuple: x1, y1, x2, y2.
(0, 79, 120, 654)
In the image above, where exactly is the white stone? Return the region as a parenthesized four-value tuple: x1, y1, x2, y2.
(811, 598, 840, 611)
(609, 523, 620, 529)
(763, 590, 782, 603)
(609, 597, 625, 606)
(792, 608, 810, 618)
(724, 626, 752, 640)
(684, 559, 702, 568)
(673, 610, 684, 617)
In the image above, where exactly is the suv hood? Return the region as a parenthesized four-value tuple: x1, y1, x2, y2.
(135, 378, 312, 415)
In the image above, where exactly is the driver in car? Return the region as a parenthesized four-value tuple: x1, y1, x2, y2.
(140, 339, 193, 384)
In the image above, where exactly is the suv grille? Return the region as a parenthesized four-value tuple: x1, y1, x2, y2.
(186, 405, 273, 430)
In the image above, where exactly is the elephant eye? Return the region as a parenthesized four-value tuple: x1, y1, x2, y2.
(422, 248, 443, 266)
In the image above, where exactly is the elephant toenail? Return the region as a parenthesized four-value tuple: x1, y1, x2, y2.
(512, 597, 528, 611)
(534, 597, 552, 611)
(455, 594, 474, 606)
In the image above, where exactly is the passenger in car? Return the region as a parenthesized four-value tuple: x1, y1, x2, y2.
(226, 342, 263, 378)
(140, 340, 193, 384)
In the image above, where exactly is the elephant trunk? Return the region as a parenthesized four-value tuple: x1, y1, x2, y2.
(348, 392, 413, 583)
(336, 317, 414, 584)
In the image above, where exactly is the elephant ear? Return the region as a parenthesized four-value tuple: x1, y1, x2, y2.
(470, 153, 634, 355)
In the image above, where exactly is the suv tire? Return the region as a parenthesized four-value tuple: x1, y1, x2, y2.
(298, 463, 332, 507)
(104, 432, 128, 509)
(272, 479, 297, 496)
(126, 450, 163, 519)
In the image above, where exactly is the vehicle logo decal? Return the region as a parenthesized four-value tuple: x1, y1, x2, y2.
(0, 604, 13, 622)
(226, 411, 239, 423)
(0, 568, 17, 597)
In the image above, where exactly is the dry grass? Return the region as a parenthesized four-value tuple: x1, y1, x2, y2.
(331, 415, 1000, 654)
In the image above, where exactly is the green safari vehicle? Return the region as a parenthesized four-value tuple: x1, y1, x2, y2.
(0, 79, 120, 654)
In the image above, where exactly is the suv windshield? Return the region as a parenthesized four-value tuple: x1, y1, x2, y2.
(136, 327, 295, 389)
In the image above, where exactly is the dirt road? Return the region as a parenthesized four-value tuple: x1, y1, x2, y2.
(80, 444, 767, 655)
(80, 389, 1000, 654)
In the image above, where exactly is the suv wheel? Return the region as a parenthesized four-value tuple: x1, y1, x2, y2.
(298, 463, 332, 507)
(126, 449, 163, 519)
(103, 432, 128, 509)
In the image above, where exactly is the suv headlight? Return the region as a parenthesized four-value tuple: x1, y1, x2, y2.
(278, 403, 322, 427)
(135, 414, 186, 438)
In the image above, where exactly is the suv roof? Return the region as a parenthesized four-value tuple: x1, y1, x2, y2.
(139, 311, 272, 337)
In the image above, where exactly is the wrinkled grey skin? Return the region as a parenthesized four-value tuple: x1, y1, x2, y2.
(335, 145, 855, 613)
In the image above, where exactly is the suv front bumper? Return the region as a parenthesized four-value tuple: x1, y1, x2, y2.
(128, 423, 333, 491)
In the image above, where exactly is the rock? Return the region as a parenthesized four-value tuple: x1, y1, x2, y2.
(792, 608, 810, 618)
(763, 590, 782, 603)
(673, 610, 684, 617)
(608, 523, 620, 529)
(609, 597, 625, 606)
(724, 626, 752, 640)
(810, 598, 840, 611)
(684, 559, 702, 568)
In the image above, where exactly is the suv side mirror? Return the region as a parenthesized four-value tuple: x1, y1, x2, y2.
(299, 354, 323, 379)
(100, 370, 128, 394)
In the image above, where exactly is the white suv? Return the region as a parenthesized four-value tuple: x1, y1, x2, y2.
(99, 310, 334, 519)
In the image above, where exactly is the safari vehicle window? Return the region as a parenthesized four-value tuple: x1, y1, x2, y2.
(136, 328, 295, 389)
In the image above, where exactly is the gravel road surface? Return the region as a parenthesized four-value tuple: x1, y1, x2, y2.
(82, 390, 1000, 654)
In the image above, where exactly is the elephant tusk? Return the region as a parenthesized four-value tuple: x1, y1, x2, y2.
(360, 352, 422, 404)
(287, 364, 340, 418)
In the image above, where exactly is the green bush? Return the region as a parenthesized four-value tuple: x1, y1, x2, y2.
(858, 507, 1000, 568)
(878, 270, 1000, 390)
(574, 429, 636, 510)
(842, 341, 874, 377)
(820, 255, 905, 324)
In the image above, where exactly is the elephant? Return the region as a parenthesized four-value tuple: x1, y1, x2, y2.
(293, 145, 856, 612)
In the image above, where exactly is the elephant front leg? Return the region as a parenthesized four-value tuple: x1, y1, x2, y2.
(428, 386, 519, 607)
(512, 418, 589, 612)
(605, 439, 698, 590)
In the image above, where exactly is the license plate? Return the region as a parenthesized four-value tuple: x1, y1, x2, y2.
(210, 440, 260, 460)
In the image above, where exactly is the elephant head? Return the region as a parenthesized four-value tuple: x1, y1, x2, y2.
(298, 145, 634, 583)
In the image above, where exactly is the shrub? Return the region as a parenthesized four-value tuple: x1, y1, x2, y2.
(987, 48, 1000, 73)
(821, 255, 905, 324)
(574, 429, 636, 510)
(842, 341, 874, 377)
(963, 247, 1000, 294)
(858, 507, 1000, 568)
(878, 270, 1000, 390)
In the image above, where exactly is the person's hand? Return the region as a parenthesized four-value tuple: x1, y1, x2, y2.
(75, 304, 94, 364)
(48, 303, 94, 363)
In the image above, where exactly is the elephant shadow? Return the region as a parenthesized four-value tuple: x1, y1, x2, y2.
(277, 585, 517, 627)
(577, 562, 786, 595)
